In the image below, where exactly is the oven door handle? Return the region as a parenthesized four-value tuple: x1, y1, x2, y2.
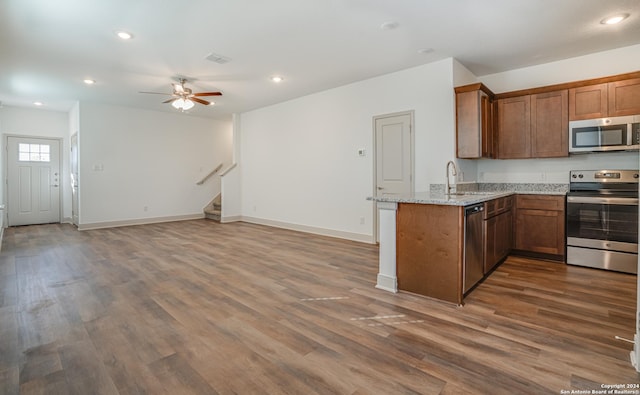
(567, 196, 639, 205)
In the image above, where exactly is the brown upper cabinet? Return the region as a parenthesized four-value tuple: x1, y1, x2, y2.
(496, 90, 568, 159)
(569, 77, 640, 120)
(530, 90, 569, 158)
(608, 78, 640, 117)
(455, 83, 494, 159)
(497, 95, 530, 158)
(456, 71, 640, 159)
(568, 83, 607, 120)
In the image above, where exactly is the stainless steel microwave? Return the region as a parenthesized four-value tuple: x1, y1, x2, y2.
(569, 115, 640, 153)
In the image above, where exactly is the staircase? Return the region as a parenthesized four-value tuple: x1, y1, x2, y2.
(204, 194, 222, 222)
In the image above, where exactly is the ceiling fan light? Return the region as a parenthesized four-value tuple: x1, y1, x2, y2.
(183, 99, 195, 110)
(171, 98, 185, 109)
(171, 98, 195, 111)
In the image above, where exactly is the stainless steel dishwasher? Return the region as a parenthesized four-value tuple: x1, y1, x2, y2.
(464, 203, 485, 293)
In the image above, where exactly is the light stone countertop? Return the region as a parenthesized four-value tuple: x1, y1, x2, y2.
(368, 183, 567, 206)
(368, 191, 514, 206)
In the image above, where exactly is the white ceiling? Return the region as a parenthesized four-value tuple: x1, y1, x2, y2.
(1, 0, 639, 120)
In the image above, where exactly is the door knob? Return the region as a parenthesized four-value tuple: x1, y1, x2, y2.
(377, 186, 384, 190)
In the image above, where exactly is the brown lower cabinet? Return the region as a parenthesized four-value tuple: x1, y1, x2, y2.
(395, 194, 565, 305)
(513, 194, 565, 260)
(483, 196, 513, 273)
(396, 203, 464, 305)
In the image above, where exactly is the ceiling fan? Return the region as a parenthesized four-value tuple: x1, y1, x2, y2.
(140, 78, 222, 111)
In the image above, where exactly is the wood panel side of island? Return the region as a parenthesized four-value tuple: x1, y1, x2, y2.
(396, 203, 464, 304)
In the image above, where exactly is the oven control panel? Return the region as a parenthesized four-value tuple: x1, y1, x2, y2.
(570, 170, 639, 183)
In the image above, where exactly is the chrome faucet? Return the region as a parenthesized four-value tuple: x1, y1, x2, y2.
(446, 160, 458, 196)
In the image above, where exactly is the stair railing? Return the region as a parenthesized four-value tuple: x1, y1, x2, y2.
(196, 163, 223, 185)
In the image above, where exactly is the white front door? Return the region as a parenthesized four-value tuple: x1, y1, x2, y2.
(7, 136, 61, 226)
(375, 112, 413, 197)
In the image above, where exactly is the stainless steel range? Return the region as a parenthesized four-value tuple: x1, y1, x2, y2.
(566, 169, 639, 274)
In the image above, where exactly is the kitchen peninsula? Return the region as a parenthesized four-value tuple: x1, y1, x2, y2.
(369, 185, 566, 305)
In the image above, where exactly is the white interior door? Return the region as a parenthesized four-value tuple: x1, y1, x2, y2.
(375, 113, 413, 197)
(71, 133, 79, 226)
(7, 136, 61, 226)
(374, 112, 413, 242)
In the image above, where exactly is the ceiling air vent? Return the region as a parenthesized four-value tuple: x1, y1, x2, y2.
(205, 52, 231, 64)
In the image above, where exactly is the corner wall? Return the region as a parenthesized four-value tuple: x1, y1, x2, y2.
(78, 103, 232, 227)
(239, 58, 459, 242)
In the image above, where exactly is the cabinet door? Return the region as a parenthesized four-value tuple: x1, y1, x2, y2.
(569, 83, 607, 120)
(497, 95, 531, 158)
(484, 210, 513, 274)
(495, 210, 513, 262)
(515, 208, 564, 256)
(457, 90, 493, 158)
(483, 216, 498, 274)
(608, 78, 640, 117)
(531, 90, 568, 158)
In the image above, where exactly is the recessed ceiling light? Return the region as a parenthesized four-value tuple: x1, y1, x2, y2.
(271, 76, 284, 83)
(115, 30, 133, 40)
(33, 101, 43, 106)
(601, 13, 630, 25)
(380, 21, 399, 30)
(83, 79, 96, 85)
(208, 101, 216, 106)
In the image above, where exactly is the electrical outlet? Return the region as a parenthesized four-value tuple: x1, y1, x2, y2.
(359, 217, 365, 225)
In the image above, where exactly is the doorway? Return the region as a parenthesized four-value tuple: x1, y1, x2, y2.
(6, 136, 61, 226)
(71, 133, 79, 226)
(373, 111, 414, 242)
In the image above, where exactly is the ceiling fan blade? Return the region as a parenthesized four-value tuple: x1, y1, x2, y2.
(139, 91, 174, 95)
(192, 92, 222, 97)
(162, 98, 177, 104)
(191, 97, 211, 106)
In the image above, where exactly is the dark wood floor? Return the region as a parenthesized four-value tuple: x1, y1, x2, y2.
(0, 220, 638, 394)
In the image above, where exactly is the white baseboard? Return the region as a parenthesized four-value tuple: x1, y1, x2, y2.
(376, 273, 398, 293)
(221, 215, 242, 223)
(78, 213, 204, 231)
(239, 216, 375, 244)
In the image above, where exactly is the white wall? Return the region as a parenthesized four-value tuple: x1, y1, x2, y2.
(476, 44, 640, 183)
(0, 106, 72, 221)
(78, 102, 232, 227)
(240, 58, 458, 242)
(480, 44, 640, 94)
